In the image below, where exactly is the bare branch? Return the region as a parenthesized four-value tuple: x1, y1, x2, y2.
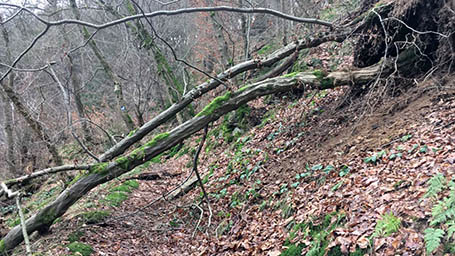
(0, 4, 333, 29)
(0, 26, 49, 84)
(16, 194, 32, 256)
(1, 183, 18, 198)
(4, 165, 90, 186)
(0, 62, 56, 72)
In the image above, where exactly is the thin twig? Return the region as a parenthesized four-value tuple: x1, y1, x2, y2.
(193, 126, 210, 204)
(16, 193, 32, 256)
(192, 203, 204, 238)
(48, 65, 99, 162)
(191, 125, 212, 231)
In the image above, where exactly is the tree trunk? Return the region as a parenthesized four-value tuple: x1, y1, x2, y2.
(68, 53, 92, 143)
(0, 77, 17, 176)
(0, 20, 63, 167)
(203, 0, 231, 69)
(69, 0, 136, 132)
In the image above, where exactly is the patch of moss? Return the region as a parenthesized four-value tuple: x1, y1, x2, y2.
(115, 156, 130, 170)
(67, 242, 93, 256)
(151, 152, 164, 163)
(104, 191, 128, 207)
(124, 180, 139, 189)
(130, 146, 146, 160)
(127, 129, 137, 137)
(6, 216, 20, 227)
(79, 210, 110, 224)
(195, 91, 232, 117)
(110, 180, 139, 193)
(282, 72, 299, 78)
(257, 44, 272, 55)
(53, 217, 62, 224)
(38, 207, 57, 225)
(89, 162, 109, 175)
(144, 132, 170, 148)
(320, 77, 334, 89)
(67, 171, 87, 186)
(236, 85, 250, 93)
(312, 69, 334, 89)
(68, 230, 85, 242)
(313, 69, 326, 80)
(0, 239, 5, 253)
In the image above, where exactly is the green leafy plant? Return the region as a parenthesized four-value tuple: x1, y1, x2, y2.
(401, 134, 412, 142)
(364, 150, 386, 164)
(424, 174, 455, 253)
(282, 212, 346, 256)
(373, 212, 401, 237)
(338, 165, 350, 177)
(67, 242, 94, 256)
(425, 228, 445, 253)
(424, 173, 446, 198)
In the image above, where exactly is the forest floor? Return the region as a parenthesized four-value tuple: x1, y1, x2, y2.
(5, 75, 455, 255)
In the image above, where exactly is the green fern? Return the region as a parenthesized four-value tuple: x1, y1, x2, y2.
(424, 228, 445, 253)
(447, 221, 455, 239)
(373, 212, 401, 237)
(430, 195, 455, 226)
(425, 174, 455, 253)
(425, 173, 446, 198)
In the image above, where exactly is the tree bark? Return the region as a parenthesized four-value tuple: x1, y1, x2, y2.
(0, 77, 17, 176)
(203, 0, 231, 69)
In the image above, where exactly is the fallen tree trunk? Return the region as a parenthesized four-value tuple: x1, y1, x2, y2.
(0, 62, 383, 252)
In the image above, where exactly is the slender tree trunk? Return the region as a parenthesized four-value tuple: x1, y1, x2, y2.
(68, 53, 92, 142)
(0, 77, 17, 176)
(203, 0, 231, 69)
(69, 0, 136, 132)
(100, 0, 187, 124)
(0, 15, 63, 167)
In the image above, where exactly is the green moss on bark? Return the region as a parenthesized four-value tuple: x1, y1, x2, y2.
(89, 162, 109, 175)
(115, 156, 130, 170)
(144, 132, 170, 148)
(282, 72, 299, 78)
(0, 239, 5, 253)
(38, 207, 57, 225)
(313, 69, 325, 80)
(196, 92, 232, 117)
(312, 70, 334, 89)
(237, 85, 250, 93)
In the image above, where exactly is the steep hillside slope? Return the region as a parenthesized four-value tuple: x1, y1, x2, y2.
(7, 76, 455, 255)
